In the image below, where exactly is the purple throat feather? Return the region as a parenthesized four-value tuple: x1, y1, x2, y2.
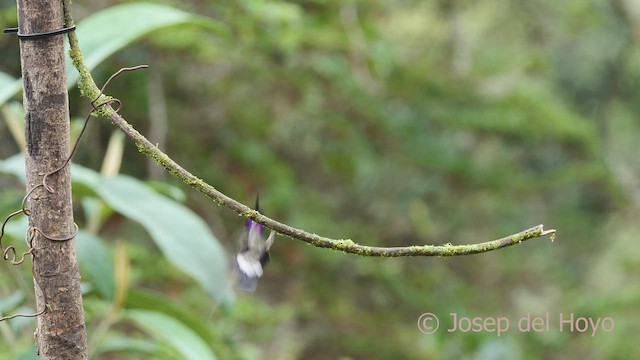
(236, 196, 276, 292)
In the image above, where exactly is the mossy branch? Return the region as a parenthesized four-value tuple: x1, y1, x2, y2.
(61, 1, 556, 257)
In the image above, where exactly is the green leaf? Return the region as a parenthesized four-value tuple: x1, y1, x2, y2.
(125, 289, 218, 345)
(0, 72, 15, 86)
(66, 2, 227, 87)
(126, 309, 217, 360)
(0, 153, 25, 181)
(0, 207, 27, 242)
(97, 336, 157, 356)
(145, 180, 187, 202)
(76, 230, 115, 300)
(0, 3, 227, 106)
(0, 72, 21, 106)
(0, 292, 24, 313)
(16, 347, 39, 360)
(86, 174, 230, 301)
(0, 154, 230, 301)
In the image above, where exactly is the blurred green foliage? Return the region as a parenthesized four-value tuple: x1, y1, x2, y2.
(1, 0, 640, 359)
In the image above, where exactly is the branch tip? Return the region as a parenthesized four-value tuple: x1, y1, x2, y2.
(540, 227, 556, 242)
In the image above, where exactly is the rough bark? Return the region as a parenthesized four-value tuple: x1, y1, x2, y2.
(17, 0, 88, 358)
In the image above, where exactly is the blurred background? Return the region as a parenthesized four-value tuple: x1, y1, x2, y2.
(1, 0, 639, 359)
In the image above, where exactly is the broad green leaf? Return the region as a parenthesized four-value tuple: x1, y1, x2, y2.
(0, 292, 24, 313)
(66, 2, 227, 87)
(86, 174, 230, 301)
(146, 180, 187, 202)
(76, 230, 115, 300)
(0, 72, 15, 86)
(125, 289, 218, 345)
(0, 154, 230, 301)
(0, 207, 27, 242)
(7, 306, 36, 333)
(0, 3, 227, 106)
(126, 309, 217, 360)
(17, 347, 39, 360)
(0, 72, 21, 106)
(0, 153, 25, 181)
(97, 336, 157, 356)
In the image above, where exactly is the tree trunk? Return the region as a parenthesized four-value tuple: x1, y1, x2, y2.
(17, 0, 88, 358)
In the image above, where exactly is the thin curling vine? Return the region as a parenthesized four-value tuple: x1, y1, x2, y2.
(0, 64, 147, 322)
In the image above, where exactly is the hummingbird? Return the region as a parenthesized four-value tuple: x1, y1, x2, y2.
(236, 196, 276, 292)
